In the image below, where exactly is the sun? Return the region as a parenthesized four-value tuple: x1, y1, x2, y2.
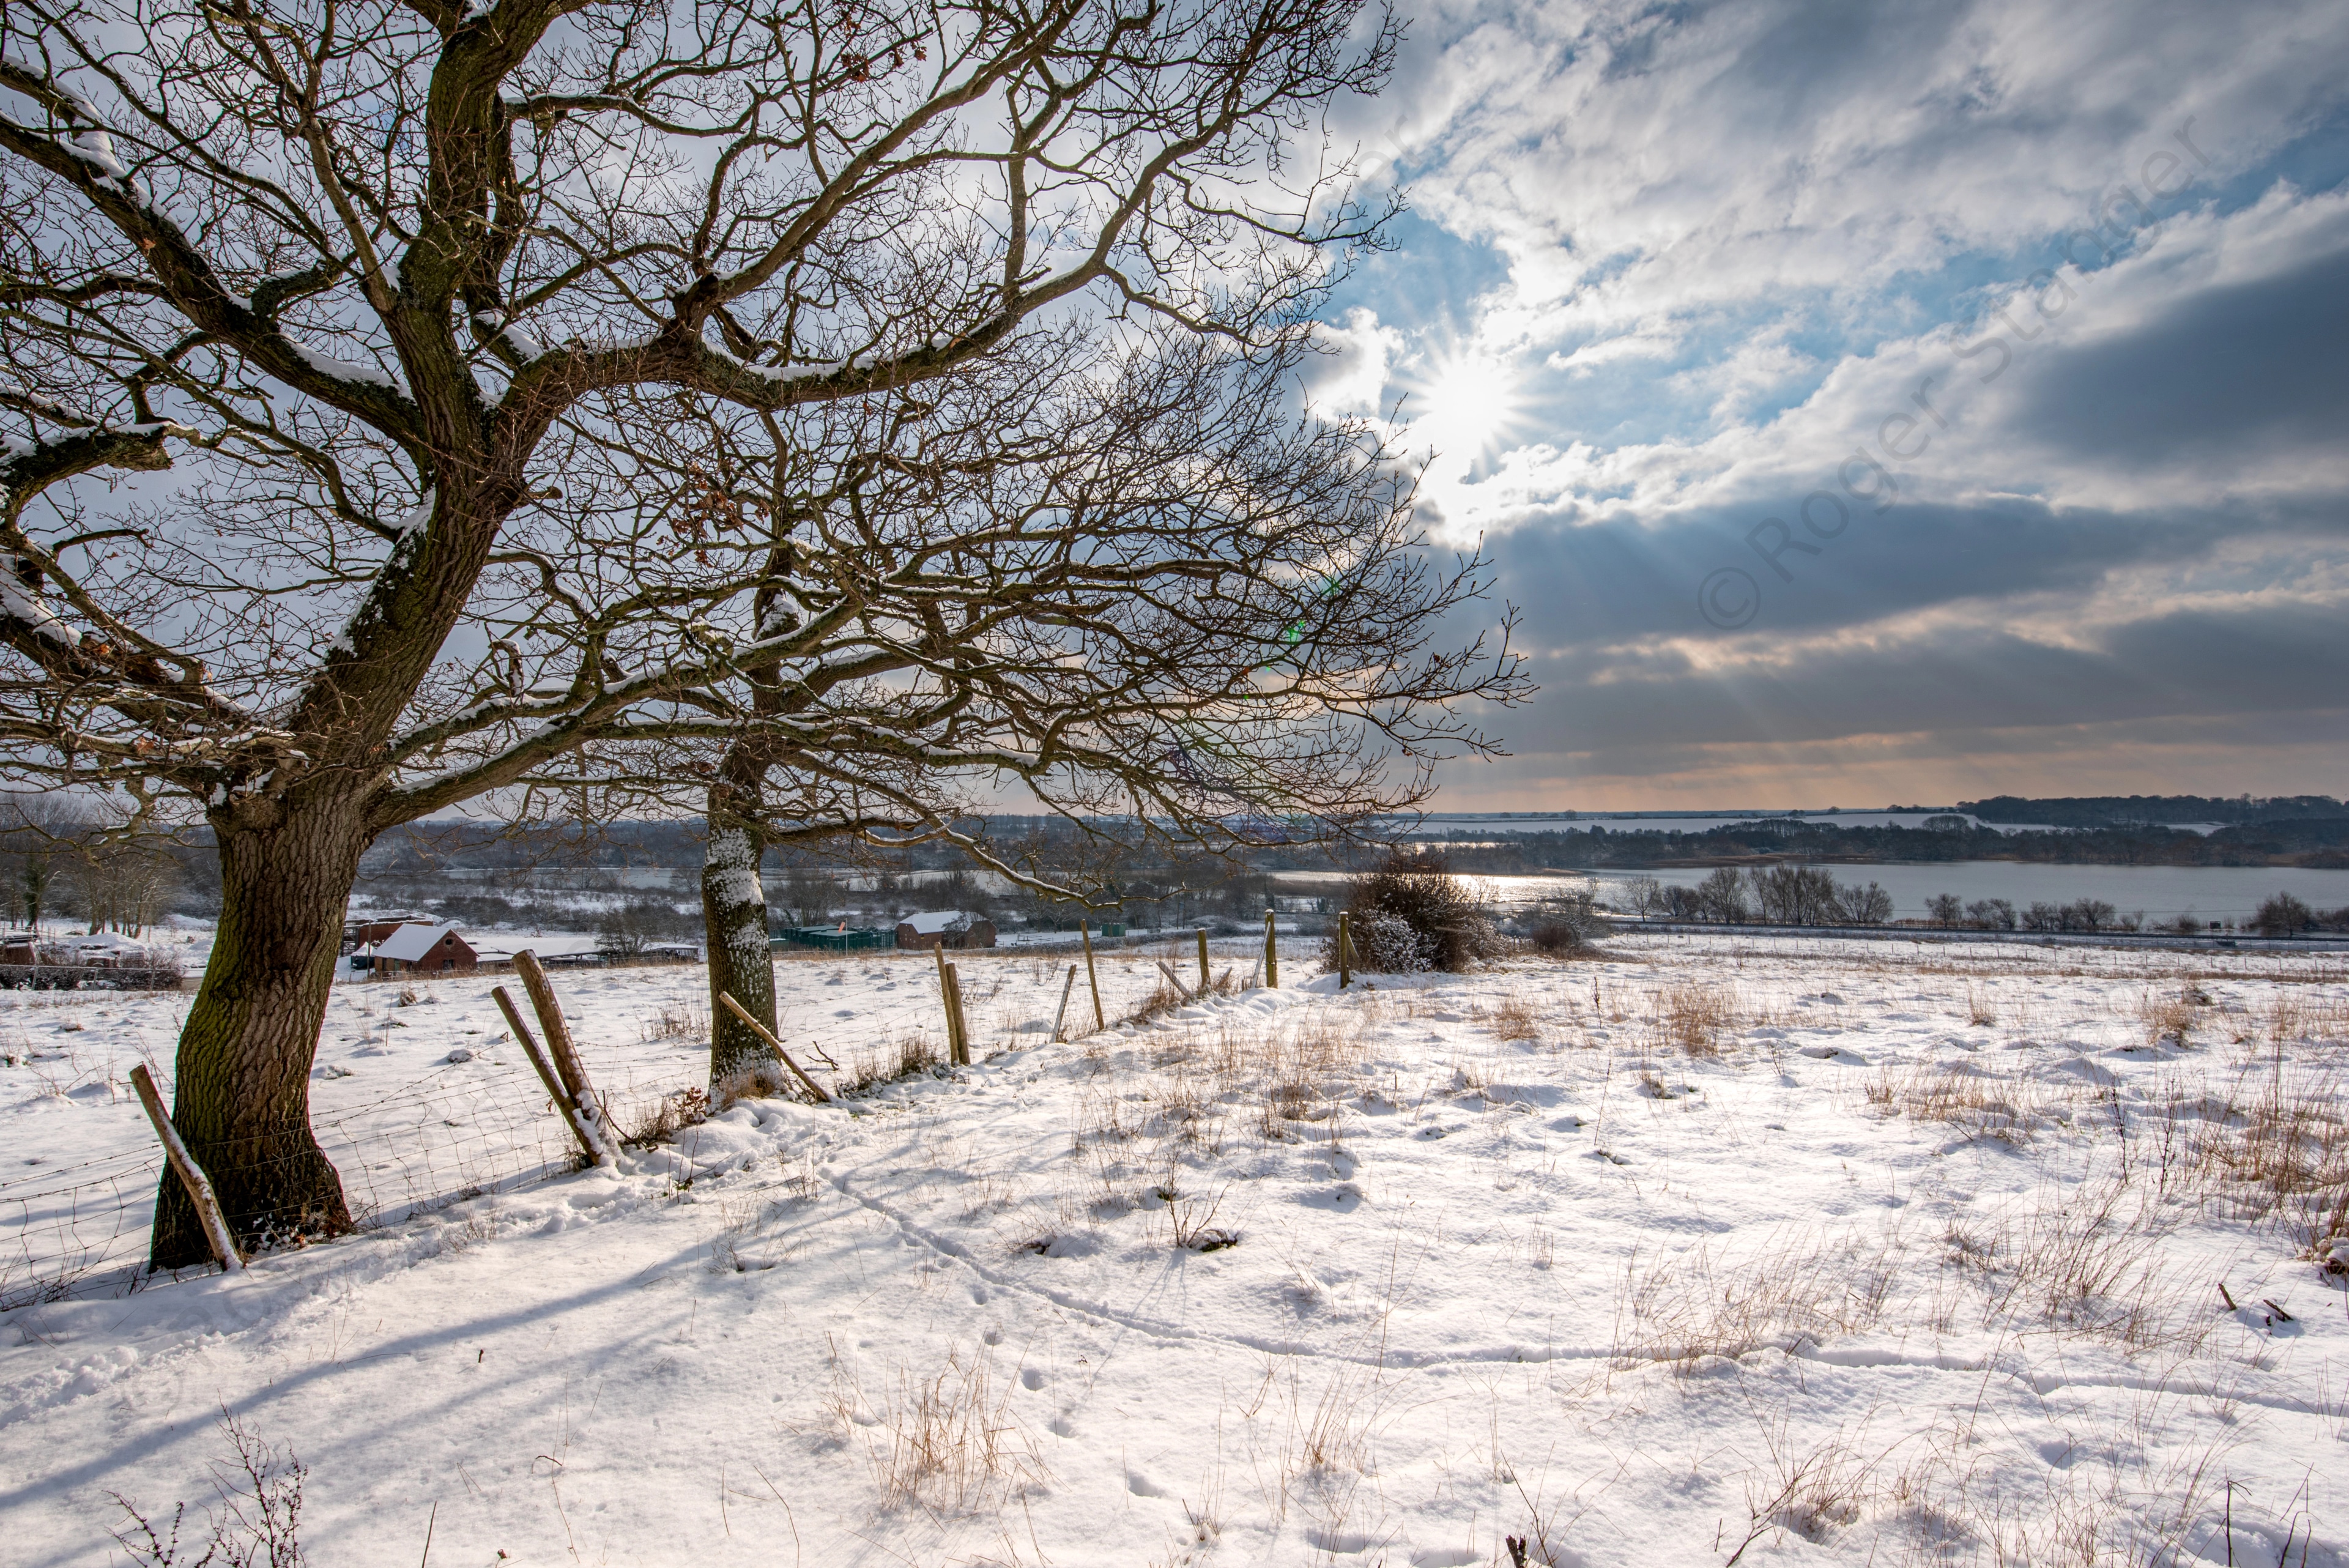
(1408, 346, 1524, 470)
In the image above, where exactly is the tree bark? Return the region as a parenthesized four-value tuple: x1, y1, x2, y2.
(150, 792, 366, 1269)
(703, 749, 779, 1093)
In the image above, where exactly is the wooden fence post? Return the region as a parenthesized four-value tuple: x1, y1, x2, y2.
(1155, 959, 1198, 1001)
(513, 951, 615, 1165)
(944, 961, 972, 1065)
(128, 1064, 242, 1273)
(1337, 911, 1352, 989)
(932, 944, 963, 1061)
(493, 986, 603, 1164)
(1051, 964, 1078, 1042)
(1264, 910, 1278, 989)
(1195, 927, 1210, 991)
(716, 993, 837, 1102)
(1080, 923, 1104, 1031)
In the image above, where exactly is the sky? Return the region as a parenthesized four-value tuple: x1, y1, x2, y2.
(1307, 0, 2349, 811)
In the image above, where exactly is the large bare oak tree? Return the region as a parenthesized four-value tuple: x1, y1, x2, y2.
(0, 0, 1515, 1267)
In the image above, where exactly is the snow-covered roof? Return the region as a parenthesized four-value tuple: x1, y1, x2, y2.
(373, 923, 467, 962)
(59, 931, 147, 952)
(900, 909, 987, 934)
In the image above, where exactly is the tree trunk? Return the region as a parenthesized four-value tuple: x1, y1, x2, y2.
(703, 751, 779, 1094)
(150, 793, 366, 1269)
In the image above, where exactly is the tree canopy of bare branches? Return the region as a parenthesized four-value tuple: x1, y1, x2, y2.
(0, 0, 1522, 1266)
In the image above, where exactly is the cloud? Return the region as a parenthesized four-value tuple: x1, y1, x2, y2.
(1322, 1, 2349, 805)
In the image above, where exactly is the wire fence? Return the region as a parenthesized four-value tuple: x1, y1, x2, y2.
(0, 934, 1261, 1310)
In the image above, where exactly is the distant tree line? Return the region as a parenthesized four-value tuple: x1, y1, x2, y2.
(1958, 794, 2345, 828)
(1413, 816, 2349, 872)
(1616, 866, 1895, 926)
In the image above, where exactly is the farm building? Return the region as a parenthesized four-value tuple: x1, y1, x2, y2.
(366, 922, 479, 974)
(893, 910, 996, 950)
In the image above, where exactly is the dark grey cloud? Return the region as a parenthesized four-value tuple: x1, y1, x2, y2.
(1482, 497, 2334, 648)
(2017, 242, 2349, 464)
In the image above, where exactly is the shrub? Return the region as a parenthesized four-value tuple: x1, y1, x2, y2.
(1524, 888, 1613, 953)
(1337, 907, 1428, 972)
(111, 1415, 305, 1567)
(1324, 850, 1496, 972)
(1926, 893, 1963, 927)
(2255, 892, 2314, 937)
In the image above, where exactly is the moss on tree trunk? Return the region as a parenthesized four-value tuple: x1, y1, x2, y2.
(150, 795, 364, 1269)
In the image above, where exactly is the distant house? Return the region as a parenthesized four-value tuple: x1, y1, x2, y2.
(894, 910, 996, 950)
(370, 922, 478, 974)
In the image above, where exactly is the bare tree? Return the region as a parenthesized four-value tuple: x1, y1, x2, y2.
(582, 332, 1526, 1090)
(69, 829, 179, 934)
(0, 793, 85, 930)
(0, 0, 1414, 1265)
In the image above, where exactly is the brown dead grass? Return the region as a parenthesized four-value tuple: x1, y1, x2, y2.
(1865, 1063, 2065, 1146)
(1653, 982, 1735, 1057)
(823, 1336, 1050, 1514)
(1485, 991, 1542, 1042)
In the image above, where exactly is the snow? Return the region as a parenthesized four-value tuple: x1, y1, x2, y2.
(284, 338, 406, 393)
(2, 934, 2345, 1566)
(0, 567, 80, 647)
(901, 908, 985, 934)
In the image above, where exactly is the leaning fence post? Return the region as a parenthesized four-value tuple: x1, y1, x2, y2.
(1051, 964, 1078, 1042)
(944, 960, 972, 1065)
(1080, 923, 1105, 1031)
(932, 944, 964, 1061)
(1264, 910, 1278, 989)
(128, 1063, 242, 1273)
(716, 992, 836, 1103)
(1337, 911, 1352, 989)
(1156, 958, 1199, 1003)
(494, 986, 603, 1164)
(513, 951, 615, 1165)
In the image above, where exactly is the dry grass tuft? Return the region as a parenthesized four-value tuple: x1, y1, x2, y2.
(1653, 982, 1734, 1056)
(1612, 1228, 1901, 1370)
(639, 996, 709, 1042)
(2172, 1062, 2349, 1246)
(1865, 1062, 2063, 1145)
(625, 1085, 712, 1146)
(2266, 991, 2349, 1045)
(2138, 980, 2210, 1047)
(837, 1030, 943, 1095)
(824, 1336, 1050, 1513)
(1486, 991, 1541, 1042)
(1726, 1420, 1877, 1564)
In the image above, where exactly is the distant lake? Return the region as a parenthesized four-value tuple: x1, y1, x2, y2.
(1274, 863, 2349, 923)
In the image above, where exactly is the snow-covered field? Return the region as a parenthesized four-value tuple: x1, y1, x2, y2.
(4, 934, 2346, 1566)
